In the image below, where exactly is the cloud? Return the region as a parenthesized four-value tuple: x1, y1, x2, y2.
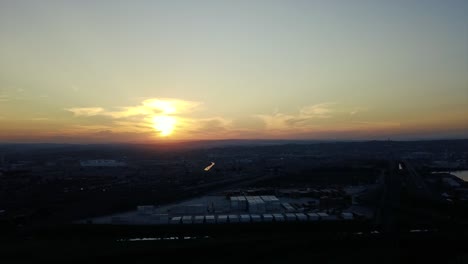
(64, 98, 390, 141)
(110, 98, 200, 118)
(66, 107, 105, 117)
(66, 98, 200, 119)
(91, 130, 114, 137)
(299, 103, 335, 118)
(252, 103, 396, 138)
(66, 100, 344, 139)
(257, 102, 336, 130)
(63, 124, 115, 133)
(65, 98, 206, 138)
(352, 121, 400, 128)
(188, 118, 230, 135)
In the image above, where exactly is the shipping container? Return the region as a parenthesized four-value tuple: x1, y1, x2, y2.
(182, 216, 193, 224)
(251, 214, 262, 222)
(228, 214, 239, 223)
(295, 213, 308, 221)
(170, 216, 182, 224)
(317, 212, 330, 220)
(285, 213, 297, 222)
(194, 215, 204, 224)
(262, 214, 274, 222)
(273, 214, 285, 222)
(217, 215, 228, 224)
(205, 215, 216, 224)
(307, 213, 319, 221)
(240, 214, 251, 223)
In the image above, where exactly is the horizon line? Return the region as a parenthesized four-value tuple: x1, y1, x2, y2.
(1, 137, 468, 145)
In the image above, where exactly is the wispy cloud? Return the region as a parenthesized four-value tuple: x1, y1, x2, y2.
(66, 107, 105, 117)
(352, 121, 400, 128)
(65, 98, 206, 138)
(257, 102, 336, 130)
(61, 124, 116, 133)
(66, 98, 200, 119)
(300, 103, 335, 118)
(63, 99, 396, 141)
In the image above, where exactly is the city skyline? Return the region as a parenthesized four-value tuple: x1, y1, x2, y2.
(1, 1, 467, 143)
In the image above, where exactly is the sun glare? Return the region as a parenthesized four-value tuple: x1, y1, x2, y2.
(148, 100, 178, 137)
(152, 115, 176, 136)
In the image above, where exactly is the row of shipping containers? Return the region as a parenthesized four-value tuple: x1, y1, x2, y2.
(169, 212, 353, 225)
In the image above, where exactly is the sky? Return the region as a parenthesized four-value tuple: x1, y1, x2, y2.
(0, 0, 467, 143)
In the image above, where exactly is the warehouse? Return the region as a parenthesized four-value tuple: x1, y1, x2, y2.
(85, 190, 366, 226)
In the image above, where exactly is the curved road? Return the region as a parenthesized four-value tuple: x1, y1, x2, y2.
(204, 162, 215, 171)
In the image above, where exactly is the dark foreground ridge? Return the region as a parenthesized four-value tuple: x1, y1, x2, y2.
(3, 221, 468, 263)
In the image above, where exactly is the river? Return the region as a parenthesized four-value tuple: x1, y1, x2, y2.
(449, 170, 468, 181)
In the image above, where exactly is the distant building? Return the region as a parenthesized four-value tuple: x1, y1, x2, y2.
(80, 159, 126, 167)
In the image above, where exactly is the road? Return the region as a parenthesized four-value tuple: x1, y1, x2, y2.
(204, 162, 215, 171)
(401, 160, 431, 198)
(377, 160, 401, 233)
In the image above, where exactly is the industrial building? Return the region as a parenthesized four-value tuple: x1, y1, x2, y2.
(86, 191, 361, 226)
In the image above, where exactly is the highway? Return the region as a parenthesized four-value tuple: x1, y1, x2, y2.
(377, 160, 401, 233)
(401, 160, 431, 198)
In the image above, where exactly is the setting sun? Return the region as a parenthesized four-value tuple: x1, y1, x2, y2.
(148, 100, 179, 137)
(152, 115, 176, 137)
